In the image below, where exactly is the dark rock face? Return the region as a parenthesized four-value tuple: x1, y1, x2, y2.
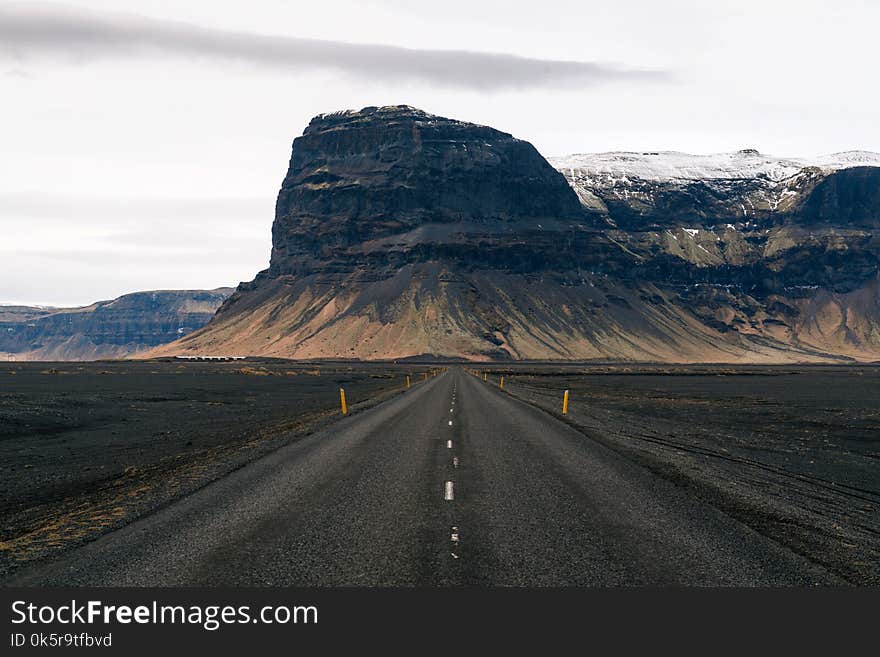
(558, 160, 880, 297)
(270, 105, 591, 277)
(797, 167, 880, 228)
(0, 289, 233, 360)
(168, 107, 880, 362)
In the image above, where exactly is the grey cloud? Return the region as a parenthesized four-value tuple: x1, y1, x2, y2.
(0, 3, 670, 90)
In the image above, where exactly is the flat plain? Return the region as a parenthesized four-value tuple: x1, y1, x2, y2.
(494, 364, 880, 584)
(0, 359, 412, 576)
(2, 361, 877, 585)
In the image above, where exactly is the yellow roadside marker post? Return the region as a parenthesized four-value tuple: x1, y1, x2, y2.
(500, 376, 504, 389)
(562, 389, 570, 415)
(340, 388, 348, 415)
(406, 375, 411, 389)
(424, 372, 428, 381)
(483, 372, 487, 382)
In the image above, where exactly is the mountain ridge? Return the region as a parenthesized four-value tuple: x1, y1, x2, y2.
(550, 149, 880, 182)
(1, 288, 233, 361)
(144, 105, 880, 362)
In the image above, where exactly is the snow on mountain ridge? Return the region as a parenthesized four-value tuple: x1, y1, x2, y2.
(549, 150, 880, 183)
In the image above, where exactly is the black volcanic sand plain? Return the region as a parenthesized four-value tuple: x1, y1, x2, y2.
(0, 360, 416, 577)
(2, 362, 878, 584)
(486, 364, 880, 584)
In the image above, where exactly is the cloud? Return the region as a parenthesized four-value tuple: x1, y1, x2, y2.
(3, 67, 32, 79)
(0, 192, 268, 222)
(0, 192, 270, 305)
(0, 3, 670, 90)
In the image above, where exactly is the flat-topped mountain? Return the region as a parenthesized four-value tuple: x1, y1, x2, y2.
(270, 105, 588, 278)
(151, 107, 880, 362)
(1, 289, 233, 361)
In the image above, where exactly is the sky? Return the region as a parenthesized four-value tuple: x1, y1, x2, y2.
(1, 0, 878, 306)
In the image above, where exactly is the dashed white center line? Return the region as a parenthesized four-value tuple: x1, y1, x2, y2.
(448, 420, 453, 426)
(444, 481, 454, 500)
(453, 456, 459, 468)
(450, 526, 460, 559)
(447, 439, 453, 449)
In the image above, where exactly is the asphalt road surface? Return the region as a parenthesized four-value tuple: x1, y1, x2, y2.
(9, 368, 839, 586)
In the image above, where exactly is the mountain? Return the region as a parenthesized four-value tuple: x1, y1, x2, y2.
(551, 149, 880, 231)
(149, 106, 880, 362)
(1, 288, 233, 361)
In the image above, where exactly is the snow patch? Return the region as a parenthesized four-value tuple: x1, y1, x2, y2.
(550, 150, 880, 183)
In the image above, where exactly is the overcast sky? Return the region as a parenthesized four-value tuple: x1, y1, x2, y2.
(2, 0, 878, 305)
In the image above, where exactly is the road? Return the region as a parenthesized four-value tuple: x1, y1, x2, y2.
(9, 368, 838, 585)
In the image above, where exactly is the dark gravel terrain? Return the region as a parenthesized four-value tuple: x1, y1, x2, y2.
(0, 359, 414, 576)
(485, 365, 880, 584)
(3, 362, 876, 586)
(7, 369, 839, 586)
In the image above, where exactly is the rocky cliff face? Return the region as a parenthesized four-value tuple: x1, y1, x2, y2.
(268, 105, 593, 278)
(1, 289, 233, 361)
(154, 107, 880, 362)
(550, 150, 880, 360)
